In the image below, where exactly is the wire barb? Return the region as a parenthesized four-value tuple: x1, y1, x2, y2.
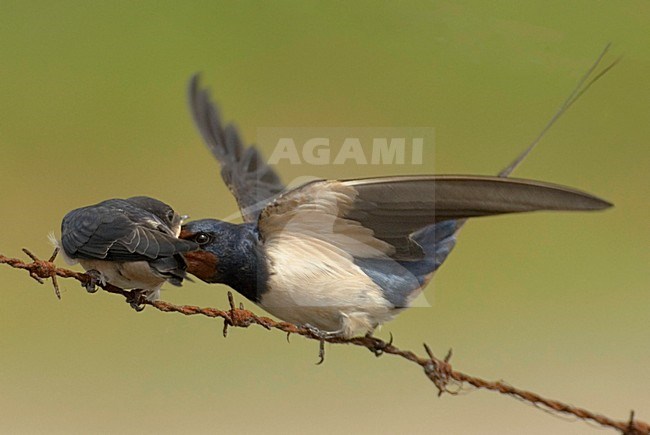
(20, 248, 61, 298)
(1, 249, 648, 434)
(423, 343, 456, 397)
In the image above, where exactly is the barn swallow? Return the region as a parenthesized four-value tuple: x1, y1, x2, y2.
(181, 76, 612, 338)
(55, 196, 198, 308)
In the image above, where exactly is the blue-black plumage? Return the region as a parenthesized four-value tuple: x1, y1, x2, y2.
(180, 220, 268, 303)
(355, 220, 458, 308)
(180, 75, 612, 338)
(56, 196, 198, 304)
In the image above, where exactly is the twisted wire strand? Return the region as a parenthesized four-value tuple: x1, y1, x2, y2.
(1, 250, 648, 435)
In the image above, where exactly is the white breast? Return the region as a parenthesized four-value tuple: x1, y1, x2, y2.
(261, 233, 395, 338)
(78, 259, 165, 300)
(50, 233, 164, 300)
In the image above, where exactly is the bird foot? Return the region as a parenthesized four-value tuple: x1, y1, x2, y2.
(126, 289, 147, 312)
(302, 324, 344, 365)
(365, 331, 393, 357)
(83, 269, 104, 293)
(303, 323, 343, 340)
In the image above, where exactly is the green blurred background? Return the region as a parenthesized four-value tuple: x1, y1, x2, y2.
(1, 1, 648, 434)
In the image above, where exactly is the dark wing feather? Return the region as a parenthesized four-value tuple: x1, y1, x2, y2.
(259, 176, 612, 261)
(61, 200, 198, 262)
(344, 175, 611, 259)
(188, 74, 285, 222)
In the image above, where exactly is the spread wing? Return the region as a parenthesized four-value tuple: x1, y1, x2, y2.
(188, 74, 285, 222)
(61, 200, 198, 262)
(258, 175, 612, 261)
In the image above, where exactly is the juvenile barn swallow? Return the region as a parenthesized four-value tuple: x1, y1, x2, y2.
(56, 196, 198, 307)
(181, 76, 612, 338)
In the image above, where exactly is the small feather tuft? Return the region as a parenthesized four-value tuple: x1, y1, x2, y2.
(47, 232, 60, 249)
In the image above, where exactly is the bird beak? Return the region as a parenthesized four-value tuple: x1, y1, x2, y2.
(180, 215, 190, 223)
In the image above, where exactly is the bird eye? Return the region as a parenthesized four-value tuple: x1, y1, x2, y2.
(194, 233, 211, 245)
(166, 209, 175, 222)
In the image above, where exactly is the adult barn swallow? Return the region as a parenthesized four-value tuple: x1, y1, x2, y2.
(56, 196, 198, 306)
(181, 76, 612, 338)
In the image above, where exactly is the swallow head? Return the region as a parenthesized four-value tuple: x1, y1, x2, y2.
(180, 219, 267, 302)
(126, 196, 185, 235)
(179, 219, 235, 283)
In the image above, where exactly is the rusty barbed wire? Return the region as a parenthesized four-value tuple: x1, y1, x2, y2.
(1, 249, 648, 434)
